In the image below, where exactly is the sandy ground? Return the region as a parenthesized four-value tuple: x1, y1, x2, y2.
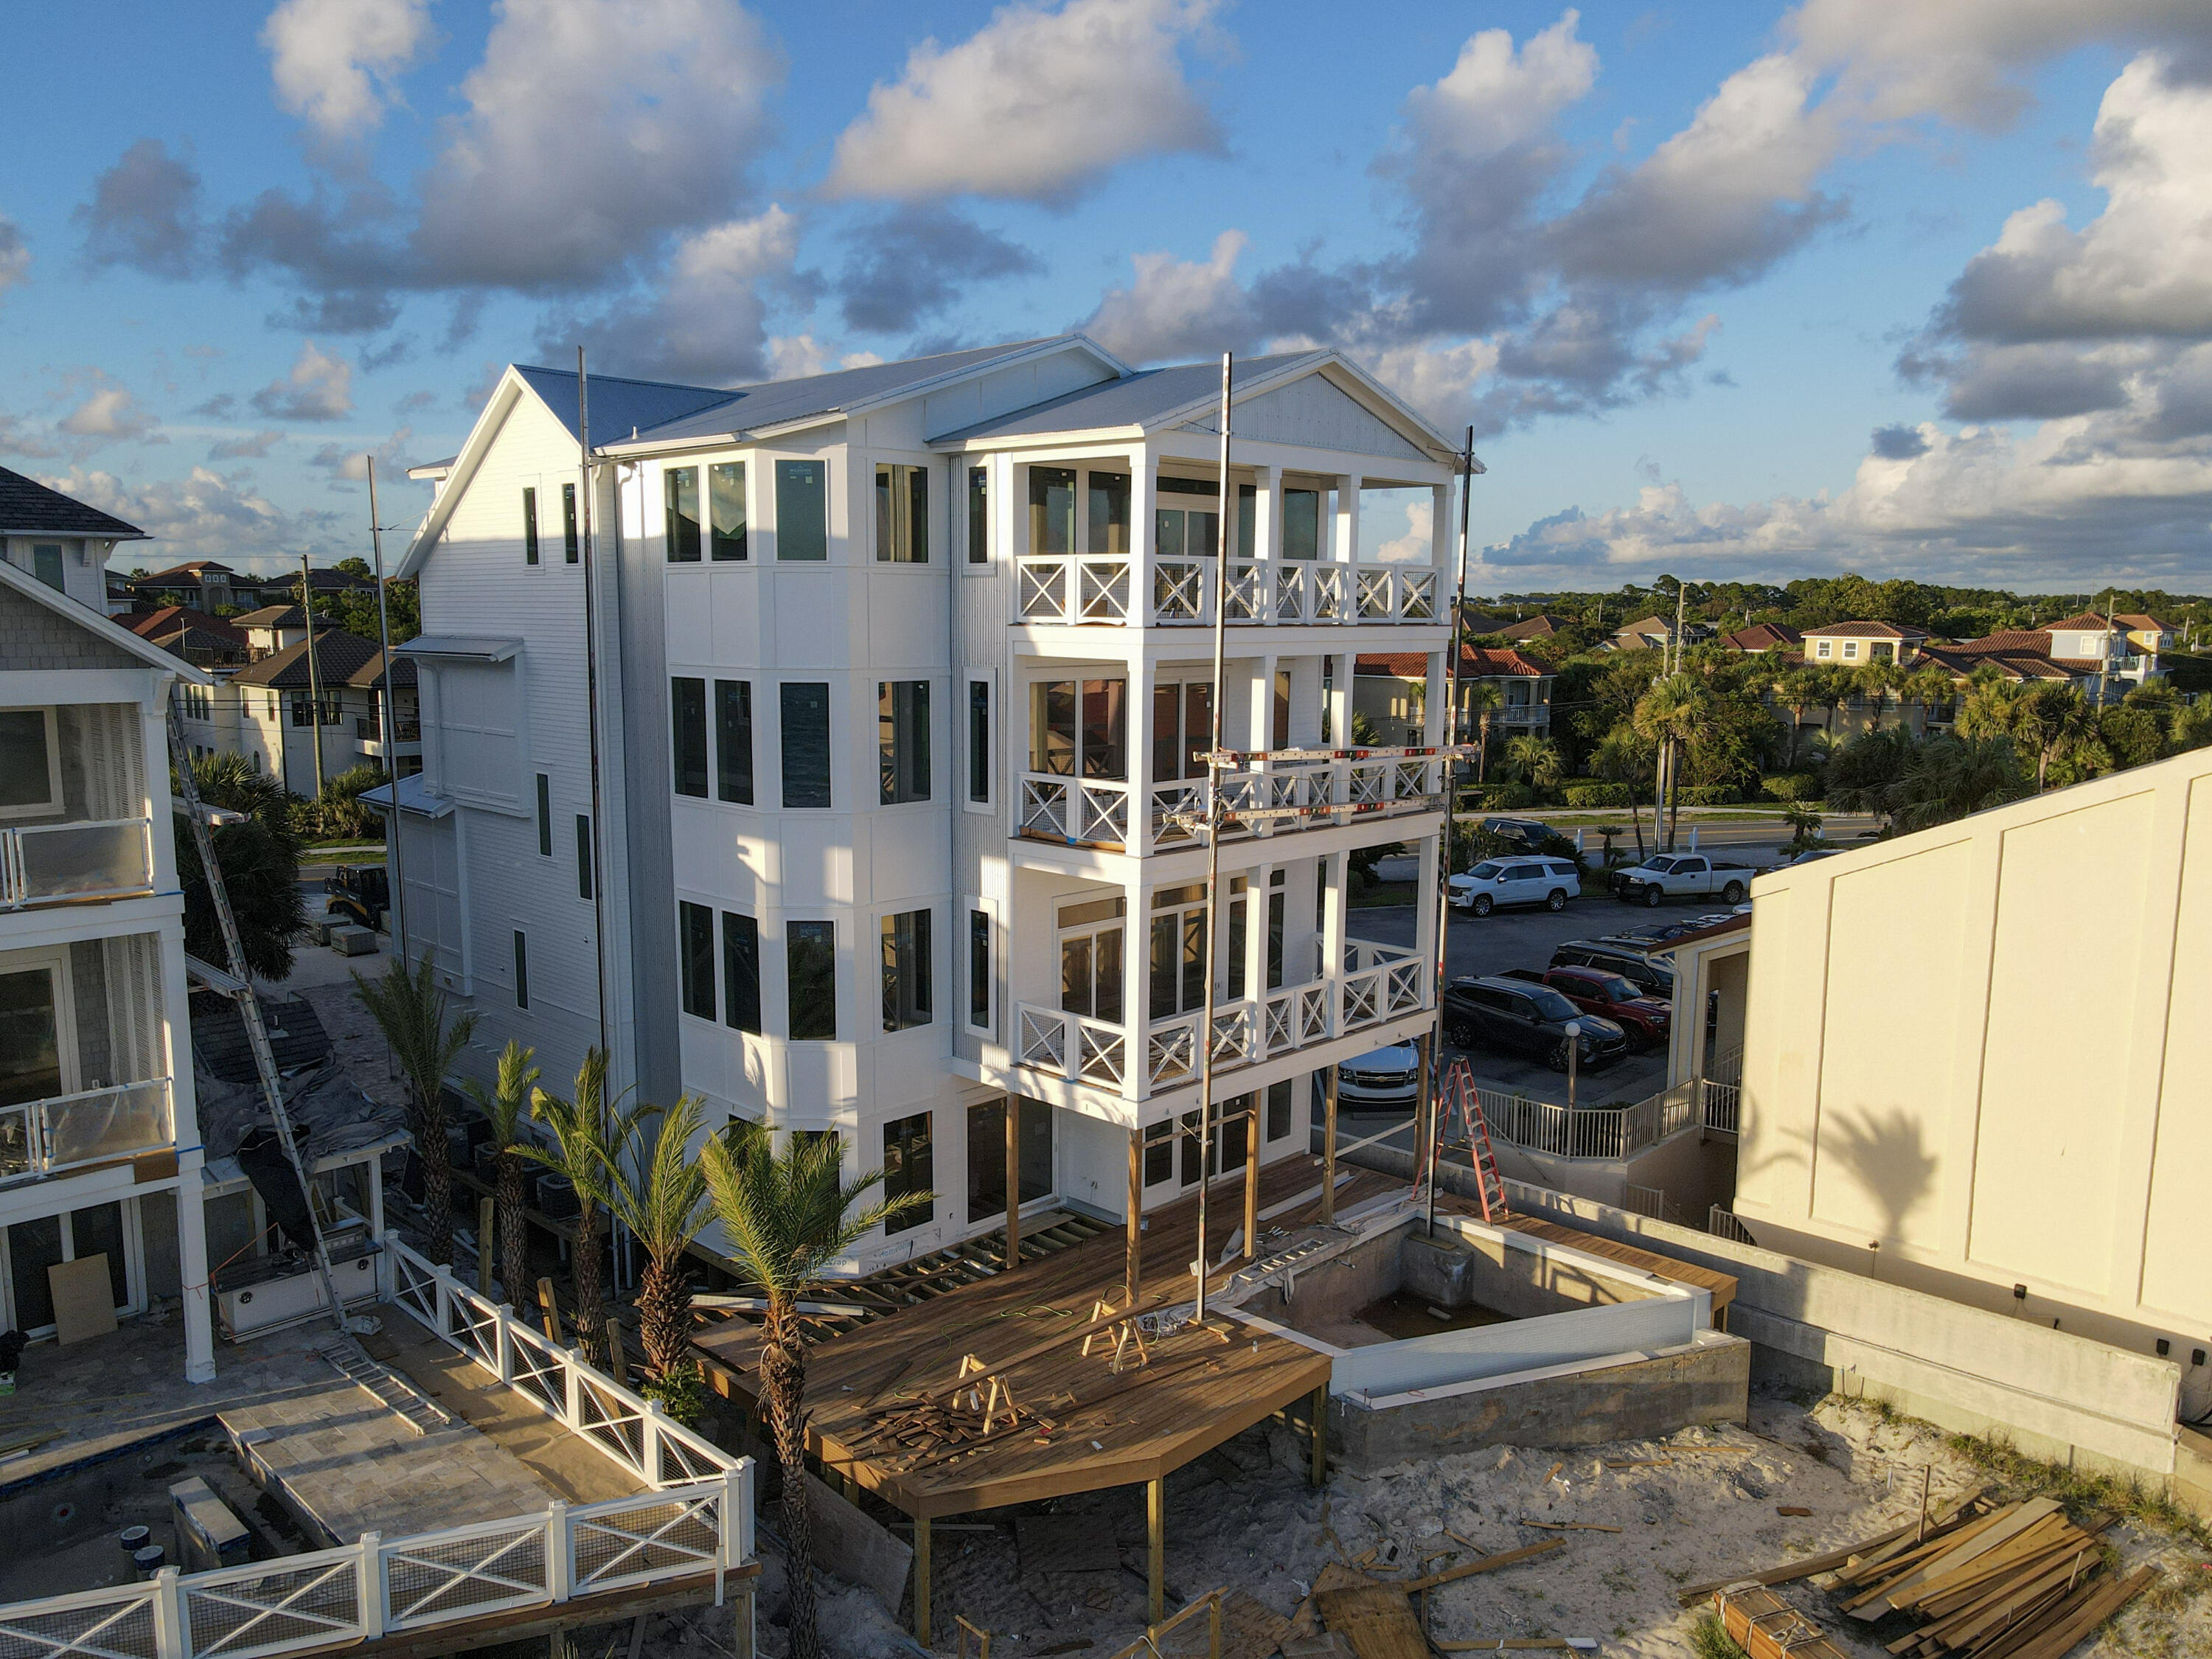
(605, 1389, 2209, 1659)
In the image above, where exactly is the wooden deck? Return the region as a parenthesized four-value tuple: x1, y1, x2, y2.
(1481, 1208, 1738, 1317)
(693, 1155, 1383, 1520)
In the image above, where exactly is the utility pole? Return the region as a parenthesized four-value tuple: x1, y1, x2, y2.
(2096, 588, 2115, 708)
(366, 456, 409, 961)
(299, 552, 327, 799)
(1194, 352, 1233, 1321)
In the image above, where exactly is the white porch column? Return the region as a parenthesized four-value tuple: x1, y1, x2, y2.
(159, 925, 215, 1385)
(1334, 475, 1363, 566)
(1244, 864, 1273, 1004)
(1319, 850, 1346, 1024)
(1257, 466, 1284, 563)
(1130, 449, 1156, 623)
(1414, 831, 1441, 1001)
(1325, 654, 1350, 749)
(1423, 650, 1447, 748)
(1123, 872, 1152, 1099)
(1432, 481, 1451, 573)
(1128, 644, 1156, 855)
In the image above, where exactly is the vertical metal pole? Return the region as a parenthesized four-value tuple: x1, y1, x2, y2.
(365, 456, 409, 961)
(1194, 352, 1232, 1321)
(1425, 434, 1480, 1239)
(299, 552, 327, 799)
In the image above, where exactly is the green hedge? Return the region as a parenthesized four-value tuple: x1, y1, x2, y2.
(1561, 782, 1633, 807)
(1677, 785, 1742, 807)
(1759, 772, 1826, 802)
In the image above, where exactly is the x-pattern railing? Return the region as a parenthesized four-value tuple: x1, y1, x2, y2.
(1077, 560, 1132, 621)
(0, 1587, 160, 1659)
(570, 1494, 720, 1595)
(1153, 560, 1204, 622)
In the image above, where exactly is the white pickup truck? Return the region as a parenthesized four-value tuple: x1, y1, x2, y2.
(1608, 852, 1753, 907)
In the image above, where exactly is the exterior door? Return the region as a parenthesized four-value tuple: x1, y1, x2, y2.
(1, 1199, 136, 1335)
(1057, 897, 1124, 1025)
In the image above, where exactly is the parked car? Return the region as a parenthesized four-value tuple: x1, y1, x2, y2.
(1605, 914, 1736, 945)
(1549, 939, 1677, 1000)
(1449, 855, 1582, 916)
(1478, 816, 1574, 856)
(1336, 1041, 1421, 1109)
(1441, 975, 1630, 1071)
(324, 863, 390, 933)
(1501, 966, 1671, 1051)
(1608, 852, 1753, 907)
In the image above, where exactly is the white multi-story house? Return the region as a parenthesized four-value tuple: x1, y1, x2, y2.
(223, 630, 420, 791)
(1, 526, 215, 1381)
(392, 336, 1457, 1271)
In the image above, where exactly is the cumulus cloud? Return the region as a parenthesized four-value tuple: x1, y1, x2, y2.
(207, 429, 285, 460)
(0, 218, 27, 300)
(1079, 231, 1253, 361)
(35, 465, 332, 556)
(310, 424, 414, 484)
(60, 385, 156, 442)
(837, 208, 1040, 334)
(262, 0, 431, 139)
(547, 205, 804, 383)
(251, 341, 355, 420)
(0, 411, 63, 461)
(75, 139, 204, 278)
(1870, 423, 1931, 459)
(825, 0, 1222, 205)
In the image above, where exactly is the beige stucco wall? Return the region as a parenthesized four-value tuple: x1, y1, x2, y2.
(1735, 745, 2212, 1392)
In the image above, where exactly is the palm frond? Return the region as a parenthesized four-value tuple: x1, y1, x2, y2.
(700, 1124, 929, 1304)
(352, 953, 479, 1108)
(597, 1093, 712, 1265)
(463, 1040, 539, 1152)
(523, 1047, 653, 1208)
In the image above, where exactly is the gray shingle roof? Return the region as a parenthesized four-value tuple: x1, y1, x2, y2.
(933, 353, 1315, 442)
(231, 627, 385, 689)
(0, 465, 147, 538)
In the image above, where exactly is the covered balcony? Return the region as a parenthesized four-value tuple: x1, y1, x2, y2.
(0, 703, 156, 910)
(0, 931, 175, 1186)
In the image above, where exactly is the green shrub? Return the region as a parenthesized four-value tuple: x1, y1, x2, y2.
(1677, 785, 1740, 807)
(1562, 782, 1632, 807)
(1759, 772, 1825, 803)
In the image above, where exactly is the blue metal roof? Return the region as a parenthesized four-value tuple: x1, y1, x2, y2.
(512, 365, 737, 445)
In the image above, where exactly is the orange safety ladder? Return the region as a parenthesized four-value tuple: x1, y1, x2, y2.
(1425, 1057, 1509, 1222)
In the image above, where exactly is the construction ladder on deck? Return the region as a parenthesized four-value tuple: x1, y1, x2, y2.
(1419, 1057, 1508, 1222)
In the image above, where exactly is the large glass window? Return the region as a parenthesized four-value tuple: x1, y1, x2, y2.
(715, 680, 753, 804)
(967, 908, 991, 1031)
(671, 677, 708, 798)
(1267, 1077, 1294, 1141)
(780, 682, 831, 808)
(563, 482, 579, 562)
(879, 681, 931, 804)
(0, 964, 63, 1107)
(1029, 678, 1127, 779)
(1155, 476, 1220, 559)
(1058, 895, 1124, 1024)
(535, 773, 552, 856)
(880, 908, 932, 1032)
(523, 487, 540, 565)
(1283, 487, 1321, 560)
(723, 912, 761, 1034)
(967, 466, 989, 563)
(31, 546, 64, 591)
(575, 815, 593, 900)
(1087, 471, 1130, 554)
(786, 921, 836, 1039)
(0, 710, 57, 815)
(1150, 682, 1212, 783)
(883, 1111, 933, 1234)
(1237, 481, 1257, 558)
(1150, 883, 1210, 1020)
(875, 464, 928, 563)
(709, 462, 746, 560)
(678, 902, 714, 1019)
(967, 1099, 1051, 1222)
(1028, 465, 1075, 554)
(776, 459, 828, 560)
(513, 931, 530, 1010)
(967, 680, 991, 804)
(664, 467, 701, 562)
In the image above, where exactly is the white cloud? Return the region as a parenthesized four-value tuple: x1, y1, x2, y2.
(60, 384, 155, 442)
(262, 0, 431, 139)
(0, 217, 27, 300)
(251, 341, 355, 420)
(1400, 11, 1597, 167)
(552, 205, 801, 383)
(37, 465, 327, 556)
(310, 424, 414, 483)
(1080, 231, 1253, 362)
(207, 429, 286, 461)
(826, 0, 1222, 205)
(761, 335, 886, 381)
(1354, 338, 1504, 431)
(1370, 496, 1434, 563)
(412, 0, 780, 291)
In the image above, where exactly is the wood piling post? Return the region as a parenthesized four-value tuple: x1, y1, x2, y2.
(1241, 1106, 1259, 1259)
(914, 1515, 932, 1646)
(1147, 1477, 1165, 1625)
(1320, 1070, 1338, 1224)
(1126, 1129, 1142, 1308)
(478, 1194, 495, 1294)
(1004, 1102, 1021, 1273)
(1310, 1382, 1328, 1488)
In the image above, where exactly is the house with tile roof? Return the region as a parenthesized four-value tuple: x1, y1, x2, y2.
(125, 604, 248, 670)
(1485, 612, 1568, 643)
(1717, 622, 1802, 654)
(1604, 613, 1711, 653)
(1800, 619, 1930, 666)
(232, 603, 309, 660)
(1354, 644, 1552, 745)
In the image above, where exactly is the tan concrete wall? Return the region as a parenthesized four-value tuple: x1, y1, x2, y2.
(1735, 746, 2212, 1410)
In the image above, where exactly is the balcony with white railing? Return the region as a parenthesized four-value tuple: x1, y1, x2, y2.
(1018, 555, 1440, 629)
(1018, 754, 1446, 854)
(0, 1077, 173, 1183)
(0, 816, 155, 910)
(1012, 938, 1429, 1106)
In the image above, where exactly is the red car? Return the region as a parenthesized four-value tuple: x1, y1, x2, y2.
(1503, 966, 1672, 1051)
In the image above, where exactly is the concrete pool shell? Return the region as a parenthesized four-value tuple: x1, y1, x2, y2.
(1220, 1206, 1751, 1471)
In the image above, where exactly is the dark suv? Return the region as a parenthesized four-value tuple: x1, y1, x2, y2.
(1442, 975, 1630, 1071)
(1548, 939, 1676, 1000)
(1503, 966, 1672, 1050)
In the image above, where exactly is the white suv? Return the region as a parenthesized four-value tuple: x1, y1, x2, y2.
(1449, 855, 1582, 917)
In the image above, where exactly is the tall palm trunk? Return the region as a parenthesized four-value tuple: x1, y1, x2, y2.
(414, 1085, 454, 1264)
(574, 1198, 606, 1366)
(637, 1253, 692, 1379)
(495, 1148, 527, 1304)
(762, 1298, 820, 1659)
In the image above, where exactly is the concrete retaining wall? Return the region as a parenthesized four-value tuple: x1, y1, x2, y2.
(1329, 1295, 1700, 1397)
(1329, 1329, 1750, 1472)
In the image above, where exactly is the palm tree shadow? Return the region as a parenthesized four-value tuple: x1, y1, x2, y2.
(1816, 1105, 1941, 1247)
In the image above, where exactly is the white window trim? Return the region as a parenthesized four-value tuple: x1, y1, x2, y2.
(0, 945, 77, 1096)
(0, 706, 63, 819)
(1815, 639, 1832, 658)
(963, 672, 996, 815)
(961, 456, 993, 574)
(964, 894, 998, 1040)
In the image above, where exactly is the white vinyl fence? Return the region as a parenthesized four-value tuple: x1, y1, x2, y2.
(0, 1242, 753, 1659)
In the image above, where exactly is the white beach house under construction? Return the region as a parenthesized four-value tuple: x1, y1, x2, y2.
(394, 335, 1461, 1270)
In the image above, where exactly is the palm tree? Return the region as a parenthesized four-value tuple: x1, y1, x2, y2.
(1633, 678, 1710, 849)
(523, 1049, 653, 1368)
(596, 1093, 714, 1388)
(1499, 734, 1563, 791)
(1777, 667, 1822, 768)
(2008, 683, 2097, 791)
(700, 1125, 928, 1659)
(1590, 723, 1655, 859)
(1902, 664, 1957, 734)
(462, 1040, 539, 1304)
(1888, 735, 2031, 832)
(1954, 667, 2019, 741)
(354, 955, 479, 1263)
(1809, 663, 1854, 740)
(1460, 678, 1503, 783)
(1781, 801, 1823, 852)
(1854, 658, 1905, 731)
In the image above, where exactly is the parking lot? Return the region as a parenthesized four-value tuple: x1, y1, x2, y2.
(1346, 887, 1697, 1109)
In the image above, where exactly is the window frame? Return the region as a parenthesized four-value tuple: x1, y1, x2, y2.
(882, 1110, 933, 1236)
(574, 814, 594, 901)
(512, 930, 530, 1010)
(709, 461, 748, 562)
(523, 487, 540, 566)
(671, 676, 709, 799)
(535, 773, 552, 856)
(966, 464, 990, 566)
(722, 911, 762, 1034)
(878, 679, 931, 806)
(678, 901, 716, 1020)
(715, 679, 754, 806)
(964, 897, 996, 1038)
(874, 462, 929, 564)
(563, 482, 580, 563)
(779, 681, 833, 810)
(785, 920, 837, 1040)
(0, 706, 63, 819)
(964, 675, 993, 812)
(773, 458, 830, 562)
(880, 907, 933, 1033)
(664, 465, 702, 563)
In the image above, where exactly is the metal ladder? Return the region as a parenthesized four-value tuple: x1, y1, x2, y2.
(167, 697, 374, 1338)
(1420, 1057, 1509, 1222)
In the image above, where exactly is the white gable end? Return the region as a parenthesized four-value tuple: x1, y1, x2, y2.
(918, 346, 1117, 444)
(1179, 371, 1429, 465)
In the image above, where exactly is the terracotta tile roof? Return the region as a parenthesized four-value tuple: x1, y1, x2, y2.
(2042, 612, 2122, 633)
(1921, 642, 2076, 681)
(1801, 619, 1928, 639)
(127, 604, 245, 645)
(135, 559, 237, 582)
(1953, 629, 2052, 654)
(1612, 615, 1673, 636)
(1488, 613, 1564, 639)
(2114, 613, 2174, 631)
(1357, 645, 1549, 679)
(1719, 622, 1802, 651)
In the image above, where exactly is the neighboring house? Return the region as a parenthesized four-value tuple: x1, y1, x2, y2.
(2036, 611, 2166, 692)
(2115, 613, 2176, 658)
(1800, 619, 1929, 665)
(226, 629, 418, 793)
(127, 559, 252, 613)
(1, 464, 150, 613)
(1717, 622, 1801, 654)
(1604, 613, 1710, 653)
(234, 603, 309, 660)
(127, 604, 248, 670)
(1354, 645, 1551, 745)
(0, 554, 217, 1381)
(1733, 745, 2212, 1433)
(1487, 613, 1567, 644)
(389, 335, 1456, 1274)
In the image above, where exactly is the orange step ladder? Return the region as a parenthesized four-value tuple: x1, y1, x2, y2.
(1422, 1057, 1509, 1222)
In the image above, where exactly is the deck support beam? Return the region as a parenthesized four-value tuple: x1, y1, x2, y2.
(1321, 1068, 1338, 1224)
(914, 1514, 931, 1646)
(1004, 1100, 1021, 1272)
(1241, 1104, 1260, 1259)
(1309, 1382, 1328, 1488)
(1147, 1476, 1165, 1625)
(1125, 1130, 1142, 1307)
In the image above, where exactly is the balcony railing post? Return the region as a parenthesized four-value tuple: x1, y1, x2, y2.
(546, 1500, 574, 1603)
(495, 1304, 516, 1382)
(151, 1568, 186, 1659)
(358, 1531, 386, 1638)
(641, 1399, 667, 1489)
(722, 1466, 748, 1570)
(564, 1347, 585, 1430)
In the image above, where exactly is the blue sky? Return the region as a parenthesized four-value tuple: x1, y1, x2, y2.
(4, 1, 2210, 592)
